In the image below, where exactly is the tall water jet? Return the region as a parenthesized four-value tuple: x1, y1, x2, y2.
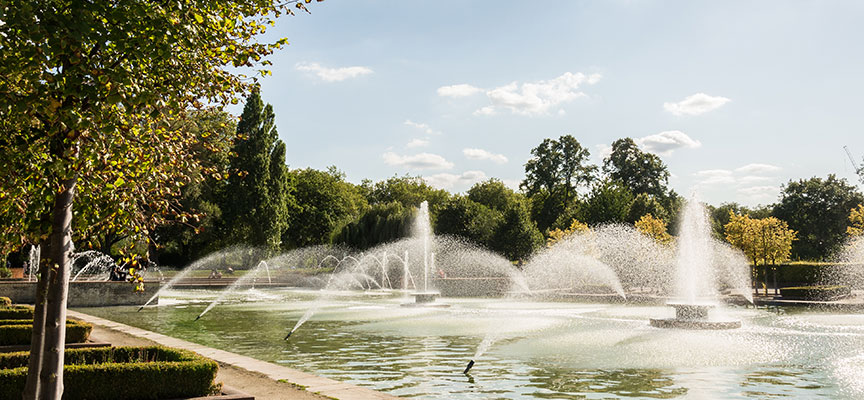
(28, 245, 40, 281)
(650, 196, 741, 329)
(404, 201, 444, 306)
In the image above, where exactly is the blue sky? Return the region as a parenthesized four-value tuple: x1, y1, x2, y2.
(240, 0, 864, 206)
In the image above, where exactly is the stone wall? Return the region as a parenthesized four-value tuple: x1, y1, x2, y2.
(0, 280, 162, 307)
(434, 277, 512, 297)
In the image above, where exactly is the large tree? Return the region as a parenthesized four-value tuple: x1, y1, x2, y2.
(0, 1, 307, 397)
(773, 175, 864, 260)
(521, 135, 597, 232)
(220, 88, 292, 253)
(284, 167, 367, 248)
(603, 138, 671, 199)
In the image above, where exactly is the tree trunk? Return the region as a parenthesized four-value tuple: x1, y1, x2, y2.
(22, 245, 51, 399)
(23, 177, 76, 400)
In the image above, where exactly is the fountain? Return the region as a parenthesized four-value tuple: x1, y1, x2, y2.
(402, 201, 448, 307)
(649, 196, 742, 330)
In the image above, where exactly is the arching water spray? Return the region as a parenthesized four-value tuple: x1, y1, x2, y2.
(196, 259, 271, 320)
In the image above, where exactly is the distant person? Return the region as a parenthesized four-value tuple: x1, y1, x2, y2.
(226, 267, 234, 275)
(209, 269, 218, 279)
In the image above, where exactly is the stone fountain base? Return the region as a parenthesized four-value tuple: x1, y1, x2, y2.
(400, 292, 450, 308)
(649, 303, 741, 330)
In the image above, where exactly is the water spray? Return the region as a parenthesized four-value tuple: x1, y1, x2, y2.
(463, 359, 475, 374)
(284, 329, 295, 340)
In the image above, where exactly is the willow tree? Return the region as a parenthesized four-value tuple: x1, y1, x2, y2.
(0, 1, 316, 397)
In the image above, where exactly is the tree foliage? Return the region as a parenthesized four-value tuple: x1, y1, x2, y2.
(724, 212, 797, 294)
(634, 214, 672, 244)
(848, 204, 864, 236)
(546, 219, 589, 247)
(435, 196, 502, 248)
(285, 167, 367, 248)
(332, 202, 412, 250)
(603, 138, 671, 199)
(220, 88, 293, 253)
(491, 202, 543, 261)
(773, 175, 864, 260)
(580, 179, 634, 225)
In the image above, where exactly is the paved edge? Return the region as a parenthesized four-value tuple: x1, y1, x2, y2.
(67, 310, 400, 400)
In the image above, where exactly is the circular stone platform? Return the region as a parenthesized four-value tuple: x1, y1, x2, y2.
(400, 292, 450, 308)
(649, 303, 741, 329)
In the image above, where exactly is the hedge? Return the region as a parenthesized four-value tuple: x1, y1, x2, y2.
(0, 306, 33, 319)
(0, 297, 10, 306)
(0, 346, 219, 400)
(779, 285, 852, 301)
(0, 319, 92, 345)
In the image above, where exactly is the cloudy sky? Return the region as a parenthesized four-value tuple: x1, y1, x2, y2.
(244, 1, 864, 206)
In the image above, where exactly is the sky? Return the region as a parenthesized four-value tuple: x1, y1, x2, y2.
(238, 0, 864, 207)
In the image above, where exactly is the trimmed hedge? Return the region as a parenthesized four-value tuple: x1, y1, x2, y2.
(780, 285, 852, 301)
(0, 306, 34, 319)
(0, 346, 219, 399)
(0, 297, 11, 306)
(0, 319, 93, 345)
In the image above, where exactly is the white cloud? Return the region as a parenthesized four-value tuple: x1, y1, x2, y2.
(694, 163, 783, 196)
(735, 163, 781, 174)
(404, 120, 441, 135)
(442, 72, 601, 117)
(663, 93, 731, 116)
(462, 148, 508, 164)
(501, 179, 522, 190)
(406, 138, 430, 148)
(482, 72, 600, 116)
(437, 84, 483, 98)
(636, 131, 701, 155)
(382, 152, 453, 170)
(737, 185, 780, 202)
(694, 169, 735, 185)
(295, 62, 373, 82)
(738, 176, 774, 185)
(424, 170, 487, 190)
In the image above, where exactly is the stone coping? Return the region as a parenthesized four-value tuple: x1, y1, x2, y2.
(67, 310, 399, 400)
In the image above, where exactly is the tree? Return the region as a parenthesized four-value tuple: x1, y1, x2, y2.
(521, 135, 596, 232)
(627, 193, 669, 224)
(603, 138, 671, 199)
(546, 218, 589, 247)
(361, 175, 450, 215)
(0, 1, 305, 396)
(580, 179, 634, 225)
(332, 202, 413, 250)
(220, 89, 291, 253)
(522, 135, 597, 204)
(467, 178, 522, 213)
(285, 167, 367, 248)
(773, 175, 864, 260)
(724, 213, 796, 295)
(848, 204, 864, 236)
(490, 203, 543, 261)
(635, 214, 672, 244)
(435, 196, 502, 248)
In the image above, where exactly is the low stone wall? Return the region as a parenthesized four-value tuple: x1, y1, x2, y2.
(0, 280, 162, 307)
(434, 277, 512, 297)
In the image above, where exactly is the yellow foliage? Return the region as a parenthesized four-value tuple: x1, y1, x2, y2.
(848, 204, 864, 236)
(634, 214, 672, 244)
(724, 212, 796, 265)
(546, 219, 589, 247)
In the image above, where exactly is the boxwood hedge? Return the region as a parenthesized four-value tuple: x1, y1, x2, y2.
(0, 346, 219, 400)
(780, 285, 852, 300)
(0, 319, 93, 345)
(0, 306, 34, 319)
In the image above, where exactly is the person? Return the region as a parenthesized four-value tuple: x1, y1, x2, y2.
(215, 270, 223, 279)
(226, 266, 234, 275)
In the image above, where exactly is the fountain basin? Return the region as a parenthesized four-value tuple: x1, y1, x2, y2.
(400, 291, 450, 308)
(649, 303, 741, 329)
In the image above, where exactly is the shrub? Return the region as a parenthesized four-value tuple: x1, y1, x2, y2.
(0, 267, 11, 278)
(780, 285, 852, 301)
(0, 306, 33, 319)
(0, 319, 92, 345)
(0, 297, 10, 306)
(0, 346, 219, 400)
